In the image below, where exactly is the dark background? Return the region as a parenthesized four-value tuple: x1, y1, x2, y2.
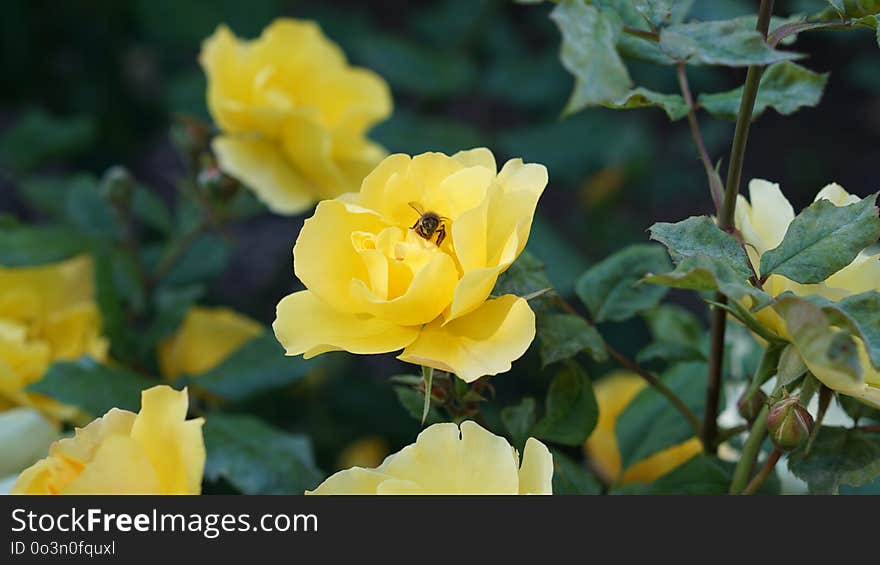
(0, 0, 878, 475)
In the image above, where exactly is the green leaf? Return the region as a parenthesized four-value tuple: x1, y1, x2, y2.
(393, 386, 444, 425)
(64, 176, 118, 239)
(27, 357, 156, 417)
(699, 62, 828, 121)
(17, 174, 96, 219)
(613, 455, 779, 494)
(159, 234, 231, 286)
(0, 225, 89, 267)
(533, 364, 599, 446)
(494, 251, 554, 312)
(796, 291, 880, 371)
(0, 108, 95, 173)
(637, 305, 707, 364)
(760, 194, 880, 284)
(788, 426, 880, 494)
(551, 0, 633, 114)
(575, 244, 672, 323)
(649, 216, 752, 275)
(615, 361, 706, 469)
(203, 413, 323, 495)
(824, 0, 846, 15)
(551, 450, 603, 495)
(777, 344, 808, 387)
(854, 14, 879, 47)
(190, 333, 321, 402)
(501, 397, 537, 451)
(773, 295, 864, 389)
(644, 255, 772, 308)
(537, 314, 607, 367)
(132, 185, 173, 234)
(603, 87, 689, 120)
(632, 0, 693, 29)
(659, 17, 803, 66)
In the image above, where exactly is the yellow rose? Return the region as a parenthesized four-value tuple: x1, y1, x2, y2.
(11, 386, 205, 495)
(0, 256, 107, 417)
(158, 306, 263, 379)
(308, 420, 552, 494)
(273, 148, 546, 382)
(585, 371, 701, 485)
(735, 180, 880, 406)
(337, 436, 389, 471)
(200, 18, 392, 214)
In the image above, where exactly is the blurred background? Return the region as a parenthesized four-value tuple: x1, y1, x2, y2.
(1, 0, 878, 482)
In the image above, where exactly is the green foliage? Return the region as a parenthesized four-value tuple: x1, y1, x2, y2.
(699, 62, 829, 121)
(551, 0, 632, 114)
(638, 305, 707, 364)
(203, 413, 324, 495)
(393, 386, 443, 426)
(533, 364, 599, 446)
(187, 333, 323, 402)
(614, 455, 780, 494)
(551, 450, 603, 495)
(645, 255, 771, 307)
(604, 88, 689, 120)
(501, 397, 537, 451)
(615, 361, 707, 468)
(537, 314, 607, 367)
(0, 225, 89, 267)
(575, 244, 672, 323)
(759, 194, 880, 284)
(27, 357, 156, 417)
(0, 108, 95, 173)
(659, 17, 803, 66)
(788, 426, 880, 494)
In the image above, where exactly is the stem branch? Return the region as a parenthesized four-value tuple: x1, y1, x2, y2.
(742, 448, 781, 495)
(676, 63, 723, 214)
(704, 0, 775, 452)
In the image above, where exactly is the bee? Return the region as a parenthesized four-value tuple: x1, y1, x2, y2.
(408, 201, 448, 246)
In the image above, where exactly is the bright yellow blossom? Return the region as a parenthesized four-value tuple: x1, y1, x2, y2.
(308, 420, 552, 495)
(0, 256, 107, 417)
(585, 371, 701, 485)
(158, 306, 263, 379)
(735, 180, 880, 406)
(11, 386, 204, 495)
(273, 148, 547, 382)
(200, 18, 392, 214)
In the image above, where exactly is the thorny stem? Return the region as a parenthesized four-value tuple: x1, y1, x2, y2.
(704, 0, 775, 453)
(553, 295, 702, 436)
(623, 25, 659, 42)
(742, 448, 781, 495)
(676, 63, 723, 214)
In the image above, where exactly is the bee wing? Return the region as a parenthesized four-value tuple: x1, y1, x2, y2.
(408, 201, 425, 216)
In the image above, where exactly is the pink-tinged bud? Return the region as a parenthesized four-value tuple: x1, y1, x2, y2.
(737, 389, 767, 422)
(767, 397, 813, 451)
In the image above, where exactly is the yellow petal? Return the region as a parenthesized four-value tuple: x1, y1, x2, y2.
(620, 438, 702, 484)
(0, 255, 96, 325)
(213, 135, 317, 214)
(825, 253, 880, 294)
(452, 147, 497, 174)
(518, 437, 554, 495)
(280, 113, 354, 199)
(158, 306, 263, 379)
(62, 436, 161, 494)
(814, 182, 859, 206)
(745, 179, 794, 254)
(129, 386, 205, 494)
(306, 467, 392, 495)
(381, 421, 520, 494)
(398, 295, 535, 382)
(583, 372, 645, 483)
(273, 291, 419, 358)
(294, 199, 390, 314)
(444, 265, 506, 322)
(492, 159, 548, 261)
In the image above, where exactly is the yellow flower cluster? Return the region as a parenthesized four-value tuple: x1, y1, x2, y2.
(0, 256, 107, 419)
(735, 180, 880, 406)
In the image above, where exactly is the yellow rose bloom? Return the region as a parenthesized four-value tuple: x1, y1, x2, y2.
(735, 180, 880, 406)
(11, 386, 205, 495)
(200, 18, 392, 214)
(273, 148, 546, 382)
(585, 371, 701, 485)
(308, 420, 552, 494)
(0, 256, 107, 416)
(158, 306, 263, 379)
